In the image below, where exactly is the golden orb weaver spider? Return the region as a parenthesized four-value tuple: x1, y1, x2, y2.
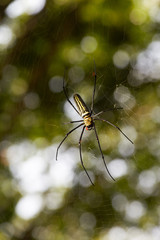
(56, 62, 133, 185)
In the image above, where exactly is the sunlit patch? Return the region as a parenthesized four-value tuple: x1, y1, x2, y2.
(118, 141, 135, 157)
(147, 135, 160, 158)
(45, 191, 65, 210)
(79, 171, 94, 187)
(7, 142, 76, 190)
(49, 151, 76, 188)
(16, 194, 43, 220)
(79, 212, 96, 230)
(130, 9, 147, 25)
(113, 50, 130, 69)
(67, 47, 85, 64)
(113, 85, 136, 109)
(80, 36, 98, 53)
(125, 200, 146, 222)
(107, 226, 127, 240)
(6, 140, 80, 219)
(7, 141, 36, 165)
(64, 98, 80, 121)
(112, 193, 128, 212)
(16, 156, 50, 193)
(113, 85, 136, 110)
(10, 78, 28, 96)
(49, 76, 63, 93)
(23, 92, 40, 109)
(154, 167, 160, 182)
(150, 106, 160, 123)
(151, 226, 160, 239)
(118, 126, 137, 157)
(53, 147, 78, 187)
(120, 125, 137, 144)
(5, 0, 46, 18)
(0, 25, 13, 46)
(137, 170, 157, 195)
(68, 66, 85, 83)
(7, 145, 50, 193)
(150, 5, 160, 23)
(92, 153, 111, 174)
(101, 226, 160, 240)
(108, 158, 128, 179)
(131, 41, 160, 84)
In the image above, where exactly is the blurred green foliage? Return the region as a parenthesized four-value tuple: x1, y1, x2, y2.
(0, 0, 160, 239)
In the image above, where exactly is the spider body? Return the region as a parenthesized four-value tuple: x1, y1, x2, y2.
(56, 63, 133, 186)
(74, 93, 93, 130)
(83, 115, 93, 131)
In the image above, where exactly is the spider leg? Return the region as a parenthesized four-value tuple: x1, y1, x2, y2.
(93, 123, 115, 181)
(56, 123, 84, 160)
(79, 126, 94, 186)
(93, 107, 123, 117)
(63, 77, 80, 115)
(63, 120, 84, 124)
(94, 118, 133, 144)
(91, 60, 97, 115)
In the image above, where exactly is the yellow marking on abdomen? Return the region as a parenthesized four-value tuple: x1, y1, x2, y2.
(84, 116, 92, 127)
(73, 94, 90, 117)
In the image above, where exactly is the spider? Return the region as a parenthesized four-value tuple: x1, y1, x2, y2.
(56, 63, 133, 185)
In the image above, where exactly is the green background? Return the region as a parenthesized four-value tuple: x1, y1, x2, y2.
(0, 0, 160, 239)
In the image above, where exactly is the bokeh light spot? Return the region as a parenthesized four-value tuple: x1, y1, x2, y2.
(130, 9, 147, 25)
(24, 92, 40, 109)
(150, 106, 160, 123)
(49, 76, 63, 93)
(132, 41, 160, 84)
(79, 212, 96, 230)
(68, 47, 85, 64)
(125, 201, 146, 222)
(108, 159, 128, 179)
(114, 86, 131, 104)
(68, 66, 85, 83)
(0, 25, 13, 45)
(137, 170, 157, 195)
(10, 78, 28, 96)
(113, 50, 130, 69)
(6, 0, 46, 18)
(79, 171, 94, 187)
(112, 193, 128, 212)
(113, 85, 136, 109)
(81, 36, 98, 53)
(118, 141, 135, 157)
(108, 227, 127, 240)
(16, 194, 43, 220)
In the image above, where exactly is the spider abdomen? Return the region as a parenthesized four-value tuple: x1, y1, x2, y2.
(73, 94, 93, 130)
(73, 94, 90, 117)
